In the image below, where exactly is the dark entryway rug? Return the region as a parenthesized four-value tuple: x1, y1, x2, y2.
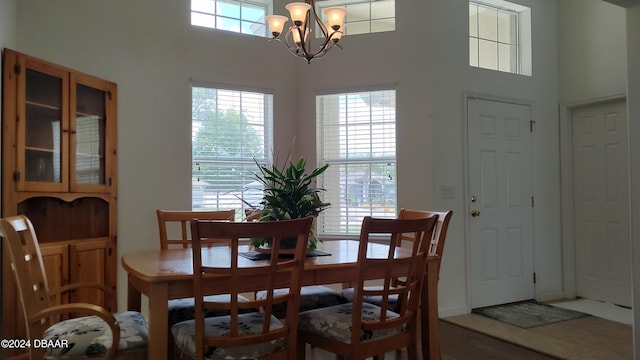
(472, 301, 590, 329)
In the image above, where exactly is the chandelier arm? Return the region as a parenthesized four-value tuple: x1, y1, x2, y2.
(311, 0, 329, 40)
(283, 27, 309, 58)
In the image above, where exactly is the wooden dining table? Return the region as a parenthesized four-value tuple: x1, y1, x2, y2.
(121, 239, 441, 360)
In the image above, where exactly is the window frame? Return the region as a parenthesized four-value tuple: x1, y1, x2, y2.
(469, 0, 532, 76)
(191, 0, 272, 37)
(316, 88, 398, 238)
(191, 83, 274, 216)
(316, 0, 395, 36)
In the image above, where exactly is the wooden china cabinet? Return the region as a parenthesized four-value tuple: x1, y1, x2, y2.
(1, 49, 118, 358)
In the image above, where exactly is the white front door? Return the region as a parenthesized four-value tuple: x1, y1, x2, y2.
(468, 98, 535, 308)
(573, 100, 631, 308)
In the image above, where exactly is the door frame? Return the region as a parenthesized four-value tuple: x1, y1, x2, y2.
(462, 92, 537, 308)
(559, 93, 628, 300)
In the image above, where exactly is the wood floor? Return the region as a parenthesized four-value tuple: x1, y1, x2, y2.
(303, 319, 558, 360)
(304, 314, 633, 359)
(444, 313, 632, 359)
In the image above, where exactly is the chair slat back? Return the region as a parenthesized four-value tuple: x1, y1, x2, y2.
(352, 216, 438, 344)
(0, 215, 53, 338)
(189, 217, 313, 358)
(156, 209, 235, 249)
(398, 208, 453, 258)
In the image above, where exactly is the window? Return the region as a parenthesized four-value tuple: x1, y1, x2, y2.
(316, 89, 397, 236)
(191, 0, 270, 37)
(469, 0, 531, 76)
(191, 85, 273, 215)
(317, 0, 395, 36)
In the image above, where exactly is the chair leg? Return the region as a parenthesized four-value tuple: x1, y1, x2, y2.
(297, 340, 306, 360)
(407, 344, 418, 360)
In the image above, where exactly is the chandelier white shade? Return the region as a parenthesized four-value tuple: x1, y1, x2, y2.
(266, 1, 347, 63)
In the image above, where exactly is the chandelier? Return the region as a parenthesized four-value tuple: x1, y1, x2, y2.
(265, 1, 347, 64)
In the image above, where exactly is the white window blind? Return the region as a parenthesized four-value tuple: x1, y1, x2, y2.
(192, 86, 273, 216)
(317, 89, 397, 236)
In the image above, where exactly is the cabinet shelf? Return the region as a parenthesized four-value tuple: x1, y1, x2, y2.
(26, 146, 59, 153)
(26, 100, 62, 111)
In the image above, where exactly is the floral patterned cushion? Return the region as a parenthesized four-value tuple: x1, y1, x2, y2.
(298, 302, 405, 343)
(168, 294, 251, 326)
(256, 285, 347, 314)
(42, 311, 148, 358)
(171, 312, 285, 359)
(341, 286, 400, 311)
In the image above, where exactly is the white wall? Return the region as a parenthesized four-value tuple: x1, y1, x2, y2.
(559, 0, 627, 104)
(430, 0, 562, 314)
(626, 5, 640, 358)
(0, 0, 17, 140)
(296, 0, 562, 316)
(0, 0, 16, 54)
(12, 0, 563, 315)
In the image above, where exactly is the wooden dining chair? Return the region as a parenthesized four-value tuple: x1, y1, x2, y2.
(156, 209, 250, 326)
(246, 208, 347, 318)
(157, 209, 236, 249)
(339, 209, 453, 359)
(398, 209, 453, 360)
(0, 215, 148, 359)
(171, 217, 313, 360)
(297, 215, 438, 360)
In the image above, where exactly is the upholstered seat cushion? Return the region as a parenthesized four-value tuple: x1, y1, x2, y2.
(168, 294, 250, 326)
(298, 302, 404, 343)
(42, 310, 148, 358)
(256, 285, 347, 314)
(172, 312, 285, 359)
(341, 287, 400, 311)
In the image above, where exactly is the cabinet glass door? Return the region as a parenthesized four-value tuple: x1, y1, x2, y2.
(21, 65, 68, 192)
(74, 84, 105, 185)
(70, 74, 113, 193)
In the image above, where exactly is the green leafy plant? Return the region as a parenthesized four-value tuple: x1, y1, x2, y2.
(250, 156, 330, 250)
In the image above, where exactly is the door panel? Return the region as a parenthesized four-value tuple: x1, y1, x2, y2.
(468, 98, 534, 308)
(573, 100, 630, 307)
(70, 238, 109, 308)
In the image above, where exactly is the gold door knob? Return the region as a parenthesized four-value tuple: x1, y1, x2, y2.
(471, 210, 481, 217)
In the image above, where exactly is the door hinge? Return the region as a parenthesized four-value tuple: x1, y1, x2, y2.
(108, 247, 112, 256)
(13, 171, 20, 182)
(108, 177, 112, 186)
(530, 120, 536, 132)
(107, 90, 112, 101)
(531, 196, 535, 207)
(533, 272, 537, 284)
(13, 64, 21, 75)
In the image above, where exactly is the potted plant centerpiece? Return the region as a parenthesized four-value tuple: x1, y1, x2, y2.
(249, 156, 330, 251)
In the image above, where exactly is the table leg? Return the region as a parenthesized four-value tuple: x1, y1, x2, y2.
(147, 283, 169, 360)
(127, 275, 142, 311)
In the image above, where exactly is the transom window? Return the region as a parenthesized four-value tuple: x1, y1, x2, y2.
(469, 0, 531, 76)
(316, 89, 397, 236)
(191, 0, 270, 37)
(317, 0, 395, 36)
(191, 85, 273, 216)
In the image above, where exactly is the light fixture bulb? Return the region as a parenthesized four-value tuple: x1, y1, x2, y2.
(265, 15, 288, 37)
(324, 6, 346, 30)
(285, 2, 312, 26)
